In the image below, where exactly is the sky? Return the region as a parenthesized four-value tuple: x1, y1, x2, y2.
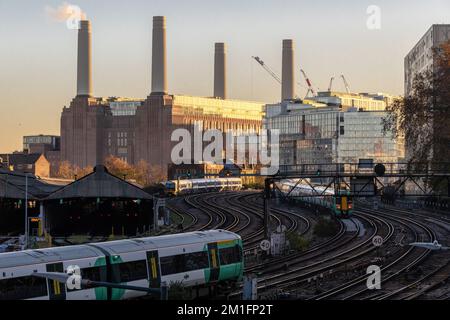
(0, 0, 449, 153)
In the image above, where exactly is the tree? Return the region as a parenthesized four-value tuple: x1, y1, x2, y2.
(104, 155, 133, 179)
(55, 161, 92, 179)
(104, 156, 166, 187)
(383, 41, 450, 168)
(56, 161, 73, 179)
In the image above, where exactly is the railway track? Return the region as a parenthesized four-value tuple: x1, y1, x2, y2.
(167, 191, 450, 300)
(169, 191, 310, 252)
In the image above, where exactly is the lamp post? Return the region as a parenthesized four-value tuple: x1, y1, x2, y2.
(24, 173, 28, 250)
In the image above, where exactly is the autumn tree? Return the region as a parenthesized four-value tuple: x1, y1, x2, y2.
(105, 156, 166, 187)
(104, 155, 133, 180)
(56, 161, 73, 179)
(55, 161, 92, 179)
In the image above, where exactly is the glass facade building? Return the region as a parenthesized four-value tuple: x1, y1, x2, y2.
(109, 99, 144, 116)
(263, 95, 404, 167)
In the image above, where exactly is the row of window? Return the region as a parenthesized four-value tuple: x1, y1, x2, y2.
(0, 246, 242, 299)
(0, 276, 47, 300)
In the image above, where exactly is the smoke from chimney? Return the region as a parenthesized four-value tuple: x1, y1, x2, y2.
(282, 39, 295, 101)
(45, 2, 87, 24)
(151, 16, 167, 95)
(214, 43, 227, 99)
(77, 20, 92, 97)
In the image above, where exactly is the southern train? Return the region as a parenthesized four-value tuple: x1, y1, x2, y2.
(277, 179, 353, 218)
(0, 230, 243, 300)
(163, 177, 242, 196)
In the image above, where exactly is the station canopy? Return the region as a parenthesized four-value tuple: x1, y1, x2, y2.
(0, 168, 62, 200)
(45, 165, 153, 200)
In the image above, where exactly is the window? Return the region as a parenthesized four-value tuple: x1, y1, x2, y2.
(160, 251, 209, 276)
(0, 276, 47, 300)
(185, 252, 209, 271)
(115, 260, 148, 282)
(67, 266, 106, 291)
(219, 245, 242, 265)
(340, 126, 345, 135)
(81, 266, 104, 282)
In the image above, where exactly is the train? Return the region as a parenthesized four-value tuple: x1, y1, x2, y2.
(0, 230, 244, 300)
(277, 179, 353, 218)
(163, 177, 242, 196)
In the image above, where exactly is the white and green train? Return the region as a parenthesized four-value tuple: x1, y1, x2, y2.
(278, 179, 353, 218)
(0, 230, 243, 300)
(163, 178, 242, 196)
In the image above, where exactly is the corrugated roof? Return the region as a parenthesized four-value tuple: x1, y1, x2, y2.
(0, 169, 62, 199)
(45, 165, 153, 200)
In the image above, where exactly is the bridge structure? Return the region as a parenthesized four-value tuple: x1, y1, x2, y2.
(260, 162, 450, 239)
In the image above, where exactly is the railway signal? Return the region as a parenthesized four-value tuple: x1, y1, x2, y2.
(374, 163, 386, 176)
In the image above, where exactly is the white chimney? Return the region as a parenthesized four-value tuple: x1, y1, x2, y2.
(281, 39, 295, 101)
(214, 42, 226, 99)
(151, 16, 167, 94)
(77, 20, 92, 97)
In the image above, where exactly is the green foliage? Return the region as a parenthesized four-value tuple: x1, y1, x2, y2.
(286, 232, 309, 251)
(168, 281, 191, 300)
(313, 217, 339, 238)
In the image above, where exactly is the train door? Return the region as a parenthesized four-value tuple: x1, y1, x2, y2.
(207, 243, 220, 282)
(46, 263, 66, 300)
(341, 196, 348, 212)
(146, 250, 161, 288)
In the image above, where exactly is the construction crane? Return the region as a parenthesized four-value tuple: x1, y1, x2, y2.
(252, 56, 307, 99)
(328, 76, 334, 92)
(251, 56, 281, 84)
(300, 69, 316, 98)
(340, 74, 351, 93)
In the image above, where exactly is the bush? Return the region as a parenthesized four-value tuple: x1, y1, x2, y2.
(286, 232, 309, 251)
(313, 217, 339, 237)
(168, 281, 191, 300)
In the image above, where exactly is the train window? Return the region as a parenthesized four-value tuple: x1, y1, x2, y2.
(66, 266, 105, 292)
(184, 251, 209, 272)
(117, 260, 148, 282)
(160, 255, 183, 276)
(82, 266, 105, 282)
(160, 251, 209, 276)
(0, 276, 47, 300)
(219, 245, 242, 265)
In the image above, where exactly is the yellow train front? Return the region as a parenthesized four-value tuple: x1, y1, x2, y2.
(277, 180, 353, 219)
(333, 190, 353, 218)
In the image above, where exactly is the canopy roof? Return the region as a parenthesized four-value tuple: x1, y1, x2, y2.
(0, 169, 62, 200)
(45, 165, 152, 200)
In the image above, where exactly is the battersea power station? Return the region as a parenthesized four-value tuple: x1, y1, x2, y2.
(60, 17, 265, 170)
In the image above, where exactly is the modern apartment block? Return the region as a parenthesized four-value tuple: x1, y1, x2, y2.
(404, 24, 450, 96)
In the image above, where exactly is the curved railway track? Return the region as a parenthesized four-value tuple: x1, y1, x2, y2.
(167, 191, 450, 300)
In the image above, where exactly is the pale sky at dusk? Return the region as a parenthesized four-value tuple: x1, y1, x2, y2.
(0, 0, 449, 152)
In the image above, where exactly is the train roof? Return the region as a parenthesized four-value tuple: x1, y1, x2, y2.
(91, 230, 241, 254)
(279, 179, 335, 195)
(0, 245, 105, 269)
(168, 177, 242, 184)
